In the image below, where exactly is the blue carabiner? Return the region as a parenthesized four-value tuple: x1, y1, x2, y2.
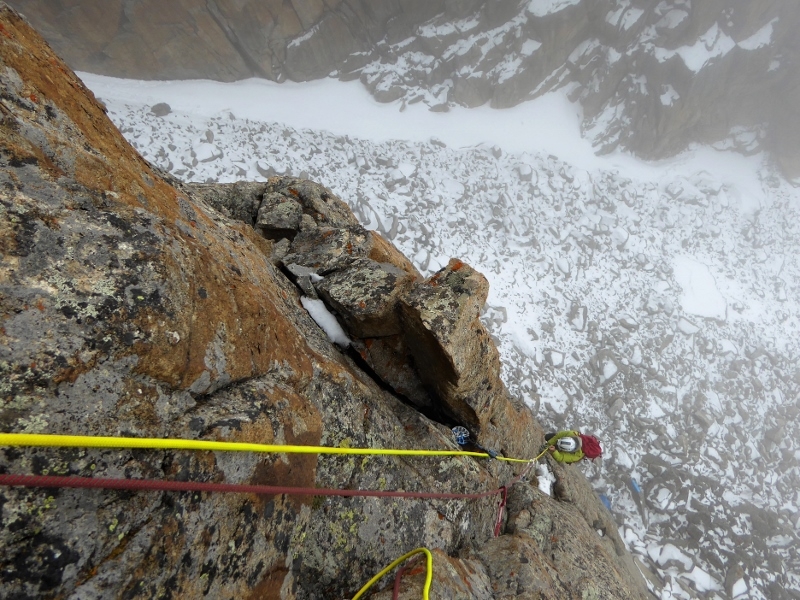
(452, 426, 470, 446)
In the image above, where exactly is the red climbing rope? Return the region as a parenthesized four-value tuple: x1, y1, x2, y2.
(1, 458, 536, 536)
(0, 472, 518, 501)
(393, 561, 414, 600)
(493, 486, 508, 537)
(0, 474, 500, 499)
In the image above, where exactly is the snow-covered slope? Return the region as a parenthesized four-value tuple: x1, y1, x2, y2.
(12, 0, 800, 176)
(350, 0, 799, 172)
(84, 73, 800, 600)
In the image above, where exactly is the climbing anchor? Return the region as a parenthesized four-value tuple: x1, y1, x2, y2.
(451, 426, 498, 459)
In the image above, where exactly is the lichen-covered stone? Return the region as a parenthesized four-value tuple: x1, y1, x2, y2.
(398, 259, 500, 425)
(263, 176, 360, 229)
(256, 191, 304, 240)
(183, 181, 267, 225)
(281, 225, 370, 273)
(475, 533, 564, 598)
(314, 257, 415, 338)
(0, 9, 648, 599)
(505, 481, 646, 599)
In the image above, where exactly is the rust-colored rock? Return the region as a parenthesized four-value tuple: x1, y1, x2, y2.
(0, 8, 648, 599)
(398, 259, 497, 425)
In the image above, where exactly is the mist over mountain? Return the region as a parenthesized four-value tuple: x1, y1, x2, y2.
(83, 73, 800, 598)
(3, 2, 800, 599)
(8, 0, 800, 178)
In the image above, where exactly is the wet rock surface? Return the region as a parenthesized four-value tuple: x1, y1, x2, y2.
(0, 7, 647, 600)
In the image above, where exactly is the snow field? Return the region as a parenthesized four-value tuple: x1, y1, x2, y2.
(86, 75, 800, 600)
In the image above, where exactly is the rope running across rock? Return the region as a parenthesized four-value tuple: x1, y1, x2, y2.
(0, 433, 550, 600)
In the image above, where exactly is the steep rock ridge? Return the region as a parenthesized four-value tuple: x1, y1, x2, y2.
(97, 89, 800, 596)
(186, 176, 536, 472)
(0, 7, 649, 600)
(84, 53, 800, 598)
(8, 0, 800, 177)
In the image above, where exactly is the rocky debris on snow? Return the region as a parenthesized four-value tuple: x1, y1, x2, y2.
(14, 0, 800, 176)
(149, 102, 171, 116)
(0, 9, 649, 599)
(61, 15, 800, 599)
(677, 317, 700, 335)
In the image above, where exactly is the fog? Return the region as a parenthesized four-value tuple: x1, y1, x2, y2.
(88, 70, 800, 599)
(8, 0, 800, 597)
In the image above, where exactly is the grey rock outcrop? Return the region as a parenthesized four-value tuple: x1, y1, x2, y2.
(0, 7, 649, 599)
(315, 258, 415, 338)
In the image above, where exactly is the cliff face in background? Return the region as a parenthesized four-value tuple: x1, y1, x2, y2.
(0, 6, 649, 599)
(6, 0, 800, 178)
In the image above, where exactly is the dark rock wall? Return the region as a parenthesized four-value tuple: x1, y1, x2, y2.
(6, 0, 800, 176)
(4, 0, 404, 82)
(0, 5, 649, 599)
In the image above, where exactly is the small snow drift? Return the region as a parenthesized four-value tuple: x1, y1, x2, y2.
(672, 256, 727, 321)
(300, 296, 352, 347)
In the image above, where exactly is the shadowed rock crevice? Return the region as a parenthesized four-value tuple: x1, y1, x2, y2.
(342, 341, 460, 430)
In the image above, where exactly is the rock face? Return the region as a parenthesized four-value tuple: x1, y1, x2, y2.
(7, 0, 800, 176)
(92, 50, 800, 598)
(0, 6, 648, 599)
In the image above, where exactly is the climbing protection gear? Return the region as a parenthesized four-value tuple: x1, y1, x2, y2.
(451, 426, 498, 459)
(452, 426, 470, 446)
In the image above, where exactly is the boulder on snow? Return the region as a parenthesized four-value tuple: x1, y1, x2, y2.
(678, 317, 700, 335)
(150, 102, 171, 116)
(618, 314, 639, 330)
(568, 302, 588, 331)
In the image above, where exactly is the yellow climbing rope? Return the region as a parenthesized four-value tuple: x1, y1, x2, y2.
(1, 434, 555, 600)
(352, 547, 433, 600)
(0, 433, 531, 463)
(533, 446, 550, 462)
